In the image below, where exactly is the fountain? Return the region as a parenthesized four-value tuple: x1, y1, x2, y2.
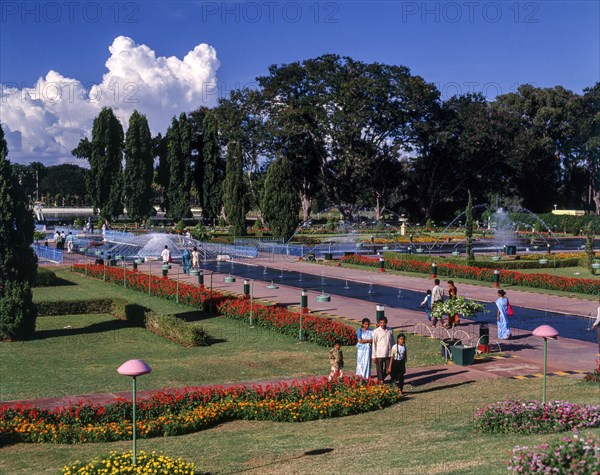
(367, 276, 374, 294)
(263, 265, 268, 275)
(298, 271, 303, 282)
(344, 274, 350, 290)
(321, 270, 326, 286)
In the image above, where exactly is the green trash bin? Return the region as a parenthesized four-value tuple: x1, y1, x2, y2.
(450, 345, 477, 366)
(505, 245, 517, 255)
(324, 253, 333, 260)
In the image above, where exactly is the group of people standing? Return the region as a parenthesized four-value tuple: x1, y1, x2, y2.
(162, 245, 201, 275)
(352, 316, 408, 392)
(54, 230, 74, 253)
(420, 278, 459, 328)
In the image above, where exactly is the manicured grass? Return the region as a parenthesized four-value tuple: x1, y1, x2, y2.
(0, 270, 441, 400)
(1, 377, 597, 474)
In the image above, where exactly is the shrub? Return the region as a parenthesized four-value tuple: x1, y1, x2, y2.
(36, 298, 114, 317)
(473, 400, 600, 434)
(0, 281, 36, 341)
(145, 312, 208, 347)
(33, 268, 57, 287)
(507, 433, 599, 474)
(62, 450, 196, 475)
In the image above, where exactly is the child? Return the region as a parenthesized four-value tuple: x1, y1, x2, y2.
(328, 340, 344, 381)
(387, 334, 407, 393)
(420, 289, 432, 321)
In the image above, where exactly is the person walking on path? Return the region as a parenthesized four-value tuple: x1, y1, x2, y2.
(420, 289, 432, 321)
(355, 318, 373, 379)
(591, 298, 600, 356)
(328, 340, 344, 381)
(495, 289, 513, 340)
(387, 334, 408, 393)
(446, 280, 459, 328)
(372, 316, 395, 382)
(431, 279, 445, 327)
(182, 249, 191, 275)
(161, 245, 171, 264)
(191, 246, 200, 270)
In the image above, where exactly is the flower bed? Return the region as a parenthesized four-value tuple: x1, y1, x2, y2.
(0, 378, 402, 444)
(63, 450, 195, 474)
(342, 255, 600, 295)
(217, 299, 357, 346)
(71, 264, 357, 346)
(473, 400, 600, 434)
(507, 433, 599, 474)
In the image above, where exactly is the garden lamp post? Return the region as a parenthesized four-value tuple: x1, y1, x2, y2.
(532, 325, 559, 403)
(117, 359, 152, 466)
(209, 271, 214, 314)
(245, 279, 255, 326)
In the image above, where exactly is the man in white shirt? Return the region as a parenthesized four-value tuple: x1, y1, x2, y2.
(431, 279, 445, 327)
(161, 245, 171, 264)
(592, 298, 600, 355)
(372, 316, 395, 382)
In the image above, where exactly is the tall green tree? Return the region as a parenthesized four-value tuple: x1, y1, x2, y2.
(189, 106, 210, 207)
(223, 141, 247, 235)
(153, 133, 169, 211)
(123, 111, 154, 222)
(72, 107, 124, 220)
(165, 113, 192, 221)
(0, 125, 37, 340)
(261, 156, 300, 241)
(202, 110, 225, 225)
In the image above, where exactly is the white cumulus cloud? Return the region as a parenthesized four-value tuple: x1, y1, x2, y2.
(0, 36, 220, 165)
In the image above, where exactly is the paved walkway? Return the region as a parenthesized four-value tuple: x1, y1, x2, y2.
(15, 254, 597, 410)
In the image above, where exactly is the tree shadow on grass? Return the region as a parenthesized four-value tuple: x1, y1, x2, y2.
(210, 447, 335, 475)
(407, 369, 470, 387)
(404, 380, 475, 395)
(174, 310, 213, 323)
(34, 319, 138, 340)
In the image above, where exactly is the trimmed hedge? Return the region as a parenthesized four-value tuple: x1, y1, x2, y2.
(33, 268, 57, 287)
(35, 297, 206, 346)
(36, 298, 114, 317)
(145, 312, 208, 347)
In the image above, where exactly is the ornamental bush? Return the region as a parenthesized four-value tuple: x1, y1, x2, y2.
(1, 377, 402, 444)
(507, 433, 599, 474)
(62, 450, 196, 475)
(473, 400, 600, 434)
(145, 312, 208, 347)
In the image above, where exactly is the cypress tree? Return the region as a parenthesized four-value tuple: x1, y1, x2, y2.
(123, 111, 154, 222)
(73, 107, 124, 221)
(202, 111, 224, 225)
(165, 114, 192, 221)
(261, 156, 300, 241)
(223, 141, 247, 235)
(0, 125, 37, 340)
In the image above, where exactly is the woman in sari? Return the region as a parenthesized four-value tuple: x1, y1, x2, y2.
(495, 289, 512, 340)
(356, 318, 373, 379)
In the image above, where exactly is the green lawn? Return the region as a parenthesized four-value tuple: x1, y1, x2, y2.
(1, 377, 597, 474)
(0, 269, 441, 400)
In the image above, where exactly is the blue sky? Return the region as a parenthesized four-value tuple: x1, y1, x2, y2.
(1, 1, 598, 164)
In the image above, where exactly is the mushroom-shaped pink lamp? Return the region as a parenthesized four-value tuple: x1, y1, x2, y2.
(532, 325, 559, 339)
(117, 359, 152, 376)
(532, 325, 559, 403)
(117, 359, 152, 466)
